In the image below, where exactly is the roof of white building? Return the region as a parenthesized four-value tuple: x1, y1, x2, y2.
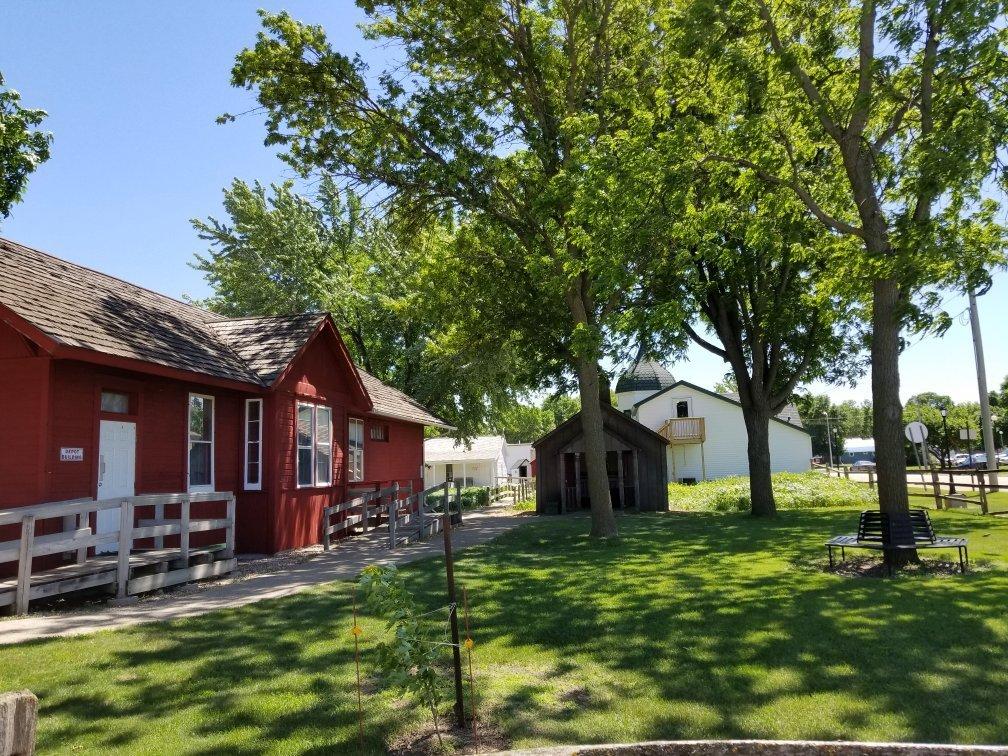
(424, 435, 506, 463)
(634, 380, 808, 433)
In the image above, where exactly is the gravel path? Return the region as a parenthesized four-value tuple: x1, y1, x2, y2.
(0, 504, 529, 646)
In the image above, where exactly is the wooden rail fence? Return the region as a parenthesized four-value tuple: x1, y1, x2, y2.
(0, 491, 237, 616)
(321, 481, 464, 552)
(813, 462, 1006, 515)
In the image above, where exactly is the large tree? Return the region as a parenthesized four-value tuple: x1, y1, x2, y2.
(225, 3, 663, 537)
(192, 176, 528, 433)
(0, 72, 51, 220)
(645, 164, 865, 515)
(690, 0, 1008, 541)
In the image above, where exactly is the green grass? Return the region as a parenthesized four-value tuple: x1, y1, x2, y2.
(669, 471, 878, 512)
(3, 509, 1008, 753)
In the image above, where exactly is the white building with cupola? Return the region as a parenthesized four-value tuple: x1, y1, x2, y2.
(615, 362, 813, 483)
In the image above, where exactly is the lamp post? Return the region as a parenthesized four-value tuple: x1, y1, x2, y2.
(940, 406, 955, 495)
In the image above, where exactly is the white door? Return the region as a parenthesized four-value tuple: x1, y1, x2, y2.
(96, 420, 136, 553)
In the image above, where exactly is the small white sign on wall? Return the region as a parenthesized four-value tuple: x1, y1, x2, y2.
(60, 447, 84, 462)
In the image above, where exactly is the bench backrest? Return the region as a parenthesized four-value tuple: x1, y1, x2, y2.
(857, 508, 936, 545)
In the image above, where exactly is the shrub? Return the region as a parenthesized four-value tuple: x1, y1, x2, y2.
(425, 485, 490, 511)
(667, 471, 878, 512)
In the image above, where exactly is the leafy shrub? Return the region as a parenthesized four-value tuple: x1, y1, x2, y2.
(667, 471, 878, 512)
(425, 485, 490, 511)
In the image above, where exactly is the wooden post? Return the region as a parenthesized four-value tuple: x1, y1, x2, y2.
(633, 450, 641, 511)
(418, 490, 426, 539)
(867, 469, 875, 490)
(700, 442, 707, 482)
(931, 469, 943, 509)
(844, 466, 851, 480)
(574, 452, 582, 509)
(224, 494, 236, 558)
(455, 480, 463, 525)
(978, 469, 989, 515)
(76, 511, 88, 564)
(388, 482, 399, 549)
(154, 499, 168, 574)
(154, 501, 165, 550)
(361, 492, 370, 534)
(180, 495, 190, 562)
(116, 498, 133, 598)
(559, 453, 566, 514)
(617, 451, 625, 509)
(441, 500, 466, 726)
(15, 515, 35, 616)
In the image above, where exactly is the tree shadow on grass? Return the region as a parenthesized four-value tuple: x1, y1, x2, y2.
(10, 508, 1008, 753)
(400, 509, 1008, 748)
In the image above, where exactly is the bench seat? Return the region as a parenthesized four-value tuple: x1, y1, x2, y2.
(825, 510, 968, 574)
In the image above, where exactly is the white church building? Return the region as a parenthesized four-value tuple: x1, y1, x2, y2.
(615, 362, 812, 483)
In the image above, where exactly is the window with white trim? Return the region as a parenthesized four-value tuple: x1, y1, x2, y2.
(348, 418, 364, 482)
(244, 398, 263, 491)
(188, 394, 214, 491)
(297, 402, 334, 487)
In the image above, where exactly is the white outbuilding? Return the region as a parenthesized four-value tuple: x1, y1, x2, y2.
(615, 362, 812, 483)
(504, 442, 534, 479)
(424, 435, 508, 488)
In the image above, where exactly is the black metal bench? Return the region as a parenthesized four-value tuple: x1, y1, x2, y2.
(826, 509, 968, 574)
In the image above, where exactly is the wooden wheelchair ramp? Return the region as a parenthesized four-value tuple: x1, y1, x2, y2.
(0, 491, 237, 616)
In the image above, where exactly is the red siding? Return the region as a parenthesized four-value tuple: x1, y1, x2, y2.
(1, 322, 430, 557)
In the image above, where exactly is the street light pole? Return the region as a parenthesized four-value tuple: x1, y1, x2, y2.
(824, 412, 834, 469)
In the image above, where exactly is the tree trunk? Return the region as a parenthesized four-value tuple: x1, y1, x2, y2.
(871, 276, 917, 566)
(574, 351, 619, 538)
(742, 405, 776, 516)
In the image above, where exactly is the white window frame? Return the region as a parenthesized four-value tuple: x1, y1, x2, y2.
(244, 398, 263, 491)
(315, 405, 333, 487)
(348, 418, 365, 483)
(187, 393, 215, 493)
(296, 401, 334, 489)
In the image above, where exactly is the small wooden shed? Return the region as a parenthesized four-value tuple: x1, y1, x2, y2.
(533, 404, 669, 514)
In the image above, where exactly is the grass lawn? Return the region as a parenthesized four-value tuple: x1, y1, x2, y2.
(3, 508, 1008, 753)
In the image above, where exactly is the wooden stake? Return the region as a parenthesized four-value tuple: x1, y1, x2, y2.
(442, 501, 466, 726)
(463, 586, 478, 750)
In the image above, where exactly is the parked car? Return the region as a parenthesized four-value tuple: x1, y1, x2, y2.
(954, 452, 987, 467)
(851, 459, 876, 471)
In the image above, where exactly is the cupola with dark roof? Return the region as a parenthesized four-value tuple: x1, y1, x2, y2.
(615, 360, 675, 394)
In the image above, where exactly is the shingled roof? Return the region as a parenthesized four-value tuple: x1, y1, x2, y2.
(0, 237, 257, 383)
(208, 313, 327, 385)
(0, 237, 447, 427)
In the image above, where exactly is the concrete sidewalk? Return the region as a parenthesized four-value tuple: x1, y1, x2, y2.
(0, 505, 528, 646)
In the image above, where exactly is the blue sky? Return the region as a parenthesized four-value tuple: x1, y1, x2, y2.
(2, 1, 1005, 404)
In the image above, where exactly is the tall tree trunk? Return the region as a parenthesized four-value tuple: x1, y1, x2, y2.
(574, 351, 619, 538)
(872, 276, 916, 565)
(742, 406, 776, 516)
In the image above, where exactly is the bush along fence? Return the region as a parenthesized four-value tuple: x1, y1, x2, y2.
(321, 481, 466, 552)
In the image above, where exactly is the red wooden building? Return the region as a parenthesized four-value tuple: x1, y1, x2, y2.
(0, 237, 447, 554)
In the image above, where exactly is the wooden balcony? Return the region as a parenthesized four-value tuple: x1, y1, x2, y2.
(658, 416, 706, 444)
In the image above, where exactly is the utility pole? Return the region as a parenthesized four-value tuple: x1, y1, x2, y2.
(824, 412, 834, 468)
(968, 288, 998, 485)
